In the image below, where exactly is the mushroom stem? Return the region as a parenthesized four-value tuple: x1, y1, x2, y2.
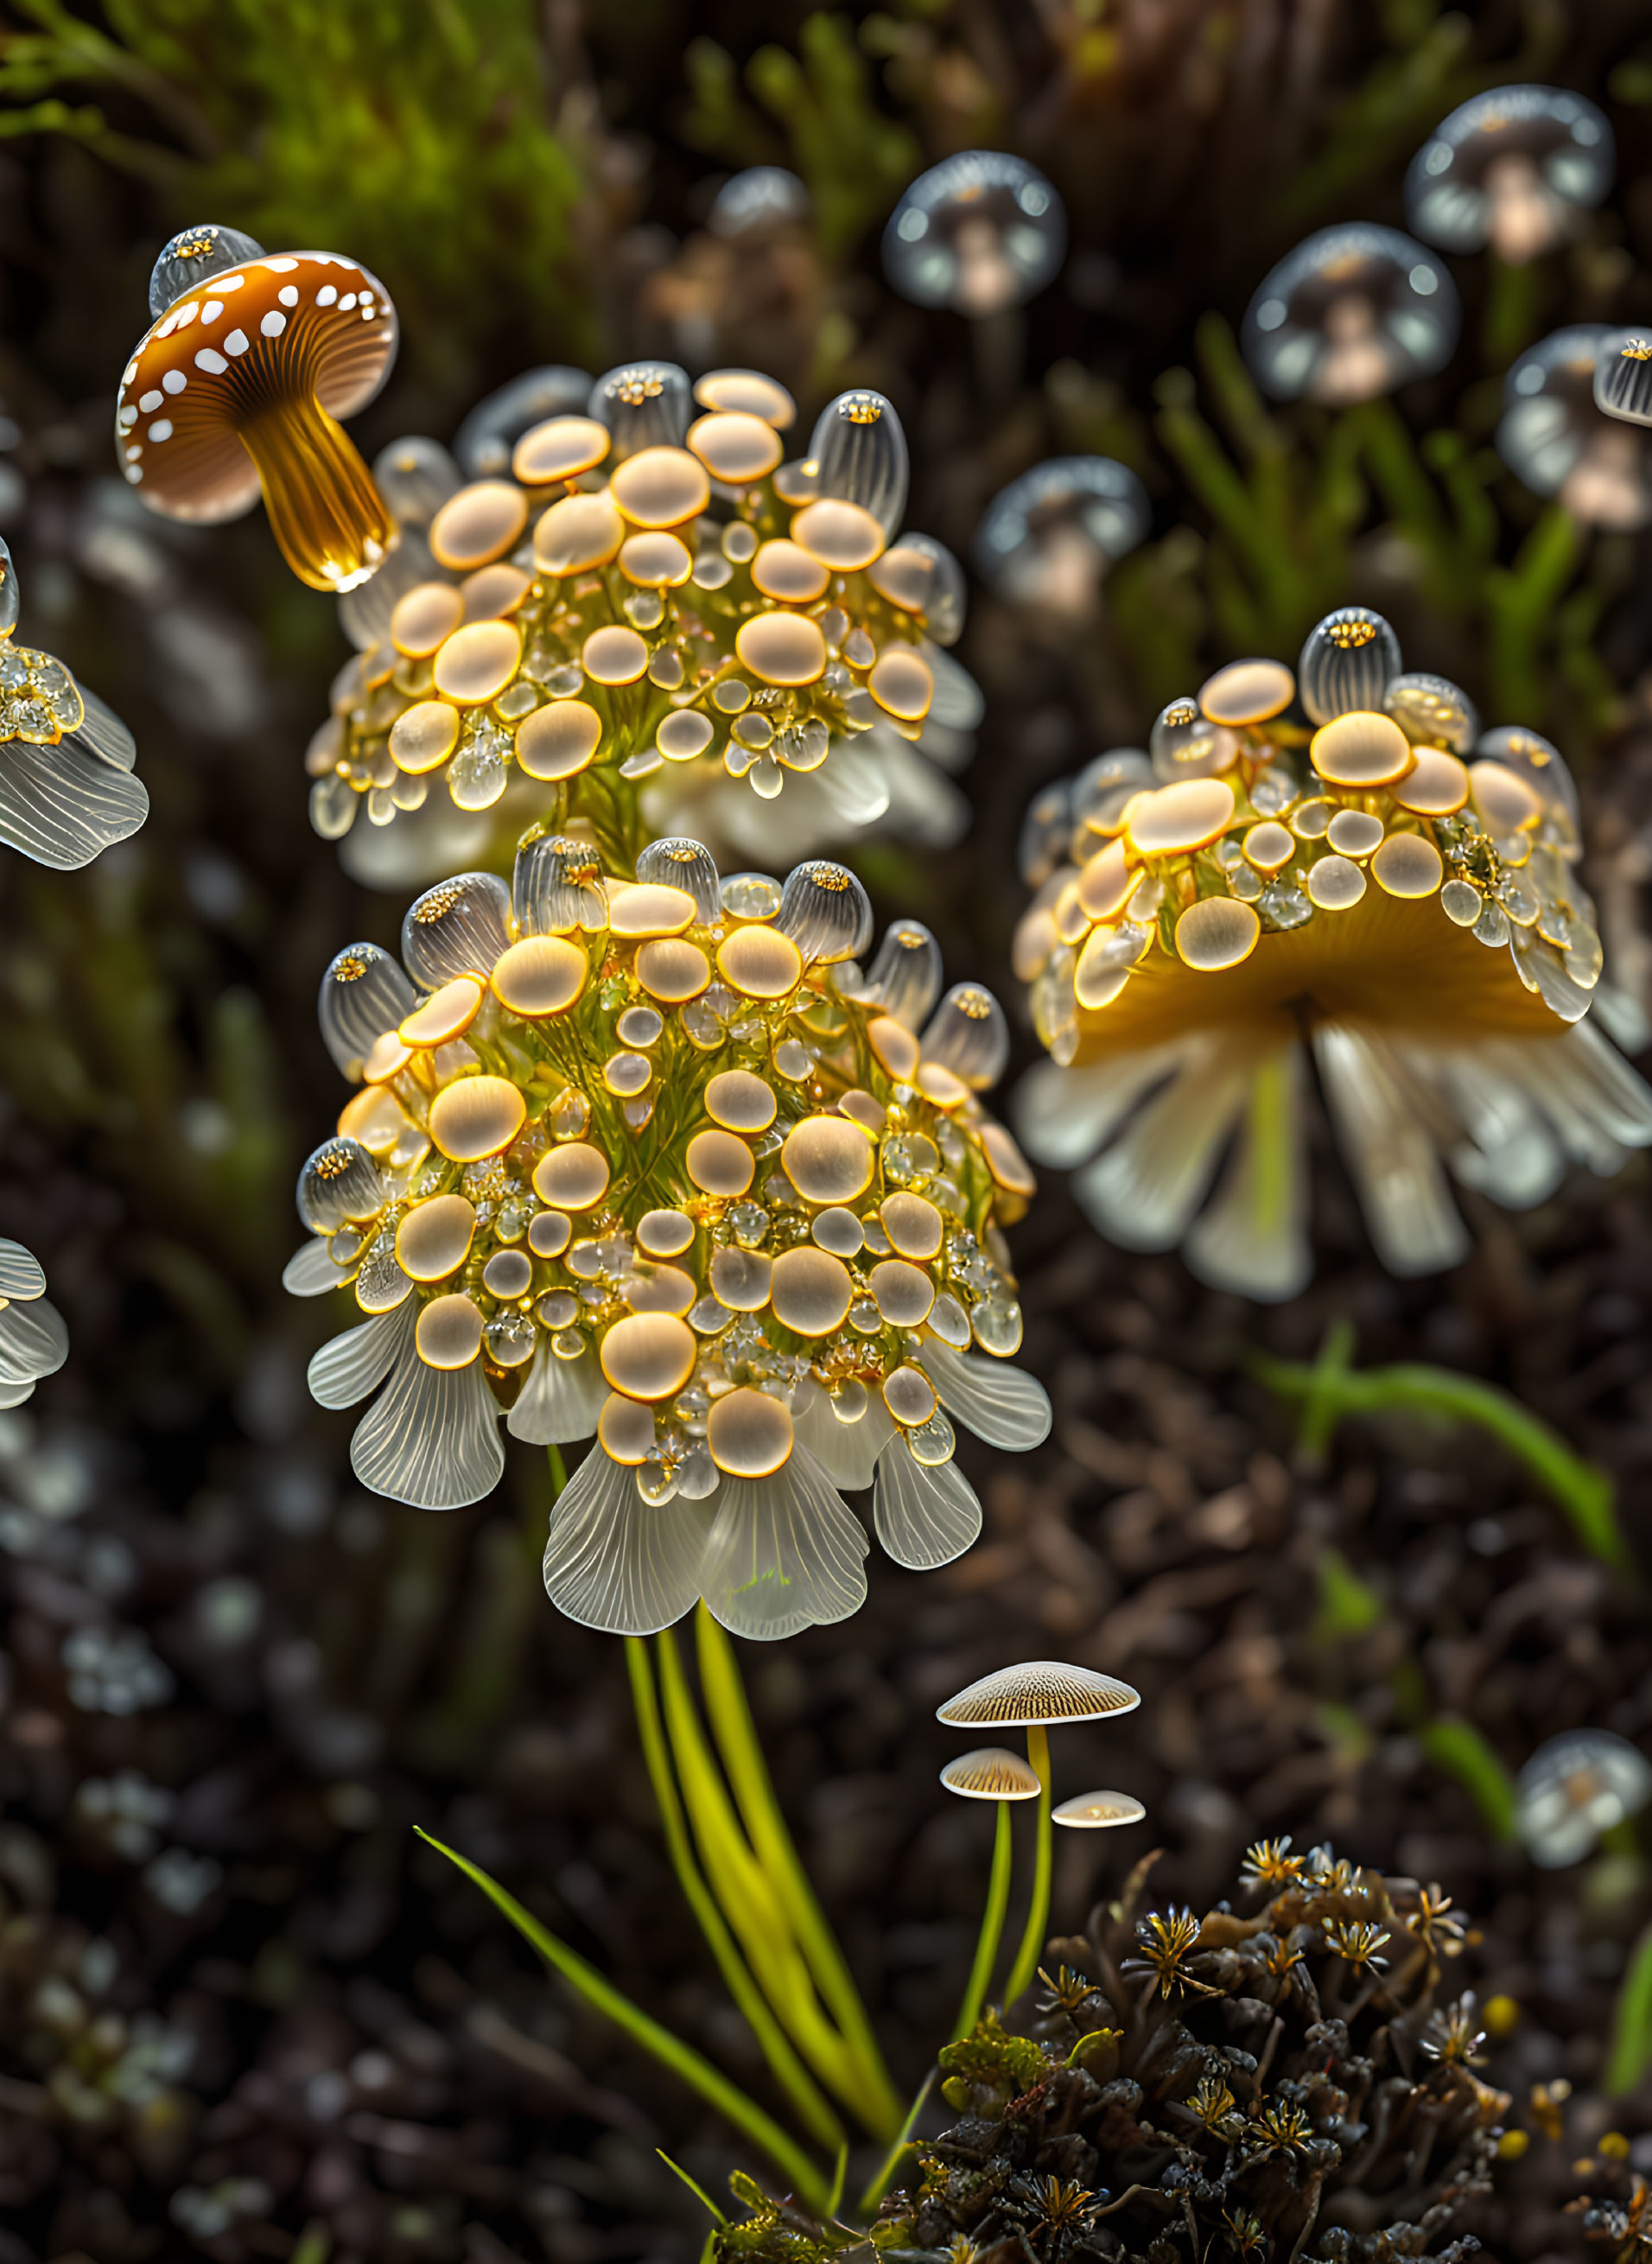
(1004, 1721, 1052, 2004)
(953, 1797, 1014, 2039)
(239, 392, 393, 592)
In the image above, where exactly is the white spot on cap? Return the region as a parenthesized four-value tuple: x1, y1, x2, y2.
(219, 274, 245, 292)
(225, 329, 249, 354)
(156, 311, 181, 338)
(360, 302, 374, 318)
(125, 464, 143, 483)
(162, 369, 187, 394)
(264, 257, 299, 271)
(148, 418, 173, 442)
(1409, 264, 1437, 295)
(278, 284, 299, 307)
(123, 360, 138, 383)
(260, 311, 287, 339)
(338, 293, 357, 312)
(195, 347, 229, 373)
(138, 390, 162, 412)
(118, 405, 137, 429)
(175, 302, 200, 328)
(202, 300, 223, 323)
(124, 444, 142, 460)
(316, 285, 338, 306)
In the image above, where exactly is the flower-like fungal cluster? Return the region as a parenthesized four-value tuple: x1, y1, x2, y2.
(1013, 605, 1652, 1294)
(289, 839, 1048, 1638)
(718, 1847, 1509, 2264)
(308, 359, 975, 875)
(0, 537, 146, 869)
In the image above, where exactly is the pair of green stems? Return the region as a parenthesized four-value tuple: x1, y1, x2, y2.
(422, 1457, 1057, 2223)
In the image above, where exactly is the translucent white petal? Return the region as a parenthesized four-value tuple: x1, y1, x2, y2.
(789, 1377, 894, 1488)
(873, 1439, 982, 1570)
(543, 1446, 715, 1635)
(352, 1343, 505, 1510)
(1314, 1023, 1469, 1276)
(0, 735, 149, 869)
(506, 1345, 606, 1445)
(699, 1447, 868, 1640)
(1433, 1049, 1564, 1208)
(919, 1340, 1051, 1451)
(67, 688, 137, 772)
(0, 1238, 47, 1301)
(1073, 1034, 1253, 1250)
(1184, 1043, 1312, 1302)
(283, 1236, 359, 1296)
(0, 1375, 37, 1409)
(1013, 1044, 1187, 1171)
(308, 1301, 414, 1410)
(0, 1295, 67, 1386)
(1547, 1020, 1652, 1149)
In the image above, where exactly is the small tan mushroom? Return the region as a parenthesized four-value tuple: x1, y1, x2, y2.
(940, 1748, 1043, 1802)
(1052, 1790, 1147, 1829)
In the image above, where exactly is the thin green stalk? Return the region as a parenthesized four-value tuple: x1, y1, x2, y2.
(626, 1638, 848, 2153)
(1606, 1925, 1652, 2097)
(657, 1631, 867, 2112)
(695, 1606, 903, 2136)
(855, 2070, 934, 2217)
(1418, 1719, 1519, 1842)
(1003, 1724, 1052, 2004)
(415, 1828, 829, 2212)
(657, 2151, 727, 2222)
(953, 1801, 1014, 2039)
(548, 1443, 568, 1496)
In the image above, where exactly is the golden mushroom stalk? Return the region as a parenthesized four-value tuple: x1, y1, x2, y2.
(1013, 604, 1652, 1294)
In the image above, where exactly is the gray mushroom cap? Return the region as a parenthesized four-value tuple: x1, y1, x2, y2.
(149, 222, 267, 319)
(708, 168, 811, 238)
(1516, 1729, 1652, 1868)
(883, 150, 1065, 316)
(973, 457, 1149, 613)
(587, 361, 693, 457)
(454, 366, 594, 479)
(1497, 325, 1652, 530)
(1242, 225, 1459, 405)
(808, 389, 908, 537)
(1405, 85, 1614, 264)
(1593, 328, 1652, 429)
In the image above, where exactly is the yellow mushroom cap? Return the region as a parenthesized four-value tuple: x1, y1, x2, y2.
(1371, 832, 1444, 899)
(1311, 710, 1414, 788)
(415, 1294, 485, 1369)
(1052, 1790, 1147, 1829)
(1391, 747, 1469, 816)
(658, 710, 715, 762)
(1176, 896, 1261, 970)
(705, 1070, 778, 1132)
(609, 445, 711, 528)
(710, 1246, 772, 1311)
(390, 701, 461, 775)
(534, 493, 625, 575)
(391, 582, 464, 658)
(608, 882, 697, 938)
(512, 414, 611, 485)
(782, 1115, 875, 1205)
(637, 1208, 696, 1258)
(686, 1129, 756, 1198)
(531, 1142, 611, 1211)
(1127, 779, 1236, 857)
(686, 410, 784, 484)
(600, 1311, 696, 1402)
(490, 936, 587, 1015)
(428, 1074, 527, 1161)
(1469, 759, 1542, 835)
(869, 1259, 936, 1327)
(429, 480, 528, 571)
(981, 1124, 1036, 1198)
(620, 531, 694, 588)
(883, 1365, 937, 1425)
(400, 976, 484, 1046)
(528, 1211, 572, 1257)
(940, 1748, 1044, 1802)
(636, 938, 711, 1002)
(936, 1660, 1142, 1727)
(435, 620, 521, 705)
(716, 925, 804, 999)
(1077, 840, 1132, 920)
(735, 611, 828, 687)
(769, 1246, 854, 1336)
(868, 646, 934, 722)
(1243, 821, 1295, 873)
(791, 498, 885, 571)
(751, 539, 830, 603)
(1199, 658, 1294, 727)
(396, 1193, 478, 1282)
(516, 700, 602, 782)
(582, 624, 649, 685)
(708, 1387, 795, 1477)
(881, 1191, 944, 1260)
(599, 1391, 656, 1464)
(868, 1016, 920, 1080)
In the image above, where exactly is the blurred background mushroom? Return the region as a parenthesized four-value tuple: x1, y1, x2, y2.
(882, 149, 1065, 396)
(1515, 1730, 1652, 1869)
(1406, 85, 1616, 265)
(1241, 224, 1460, 406)
(1497, 326, 1652, 531)
(973, 457, 1150, 627)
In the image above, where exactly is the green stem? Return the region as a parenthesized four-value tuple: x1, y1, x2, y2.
(855, 2070, 934, 2218)
(548, 1442, 568, 1496)
(626, 1639, 848, 2153)
(1606, 1924, 1652, 2098)
(415, 1828, 829, 2211)
(1417, 1718, 1519, 1843)
(952, 1801, 1013, 2039)
(694, 1606, 903, 2136)
(1003, 1724, 1052, 2005)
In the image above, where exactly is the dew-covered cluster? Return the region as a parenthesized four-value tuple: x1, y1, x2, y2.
(289, 837, 1049, 1636)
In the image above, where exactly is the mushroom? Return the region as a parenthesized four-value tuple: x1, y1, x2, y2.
(1515, 1730, 1652, 1869)
(708, 168, 812, 239)
(1497, 326, 1652, 530)
(937, 1661, 1141, 2006)
(808, 389, 909, 539)
(1406, 86, 1614, 265)
(0, 534, 148, 868)
(974, 458, 1149, 618)
(293, 842, 1052, 1632)
(1594, 327, 1652, 429)
(939, 1745, 1044, 2038)
(1053, 1790, 1147, 1828)
(1011, 605, 1652, 1296)
(454, 366, 594, 479)
(0, 1237, 68, 1408)
(587, 359, 695, 456)
(117, 226, 399, 592)
(1242, 226, 1459, 405)
(883, 150, 1066, 317)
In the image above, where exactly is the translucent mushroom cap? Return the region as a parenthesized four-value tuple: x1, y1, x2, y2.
(708, 168, 812, 239)
(1498, 326, 1652, 530)
(940, 1747, 1043, 1800)
(1593, 328, 1652, 429)
(1242, 226, 1459, 406)
(974, 458, 1149, 615)
(454, 366, 594, 479)
(883, 150, 1066, 316)
(1516, 1729, 1652, 1869)
(1406, 85, 1614, 264)
(1052, 1790, 1147, 1829)
(937, 1660, 1141, 1727)
(148, 221, 268, 319)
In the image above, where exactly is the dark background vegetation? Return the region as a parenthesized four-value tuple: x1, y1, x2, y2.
(5, 3, 1652, 2259)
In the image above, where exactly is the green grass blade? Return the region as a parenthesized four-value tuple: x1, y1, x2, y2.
(657, 2151, 728, 2223)
(1418, 1719, 1518, 1843)
(694, 1606, 902, 2136)
(414, 1828, 829, 2212)
(952, 1800, 1013, 2040)
(1003, 1724, 1052, 2005)
(855, 2069, 934, 2217)
(626, 1639, 848, 2153)
(1606, 1925, 1652, 2097)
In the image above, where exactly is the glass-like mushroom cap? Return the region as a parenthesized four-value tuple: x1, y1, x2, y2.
(1243, 226, 1459, 406)
(588, 360, 694, 456)
(940, 1747, 1044, 1800)
(1052, 1790, 1147, 1828)
(118, 245, 398, 591)
(1516, 1729, 1652, 1869)
(974, 458, 1149, 614)
(1593, 328, 1652, 429)
(455, 366, 594, 479)
(809, 390, 909, 537)
(708, 168, 811, 238)
(883, 150, 1066, 316)
(149, 221, 267, 319)
(937, 1661, 1141, 1727)
(1498, 326, 1652, 530)
(1406, 85, 1614, 264)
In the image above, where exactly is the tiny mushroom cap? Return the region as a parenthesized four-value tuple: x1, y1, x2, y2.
(1406, 86, 1614, 265)
(1498, 326, 1652, 531)
(940, 1747, 1044, 1802)
(1594, 328, 1652, 429)
(454, 365, 594, 479)
(937, 1659, 1142, 1727)
(708, 167, 812, 239)
(118, 235, 399, 591)
(883, 150, 1066, 317)
(1242, 226, 1459, 406)
(974, 458, 1149, 616)
(1516, 1729, 1652, 1869)
(1052, 1790, 1147, 1829)
(148, 222, 267, 318)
